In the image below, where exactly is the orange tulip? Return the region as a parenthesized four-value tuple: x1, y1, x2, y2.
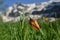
(29, 18, 40, 31)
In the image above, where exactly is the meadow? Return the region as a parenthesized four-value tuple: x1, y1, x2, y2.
(0, 16, 60, 40)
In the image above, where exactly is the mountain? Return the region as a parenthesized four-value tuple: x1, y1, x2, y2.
(50, 0, 60, 2)
(42, 2, 60, 18)
(4, 1, 51, 16)
(1, 1, 60, 22)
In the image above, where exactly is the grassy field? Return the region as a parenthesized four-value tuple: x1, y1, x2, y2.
(0, 17, 60, 40)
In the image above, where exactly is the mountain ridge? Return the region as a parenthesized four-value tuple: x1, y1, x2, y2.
(1, 1, 60, 22)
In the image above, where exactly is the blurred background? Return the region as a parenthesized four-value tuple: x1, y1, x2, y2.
(0, 0, 49, 12)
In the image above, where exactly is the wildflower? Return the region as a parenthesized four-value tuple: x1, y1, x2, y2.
(29, 18, 40, 31)
(44, 17, 49, 21)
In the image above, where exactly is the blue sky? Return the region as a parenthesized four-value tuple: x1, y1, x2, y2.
(3, 0, 49, 6)
(0, 0, 50, 11)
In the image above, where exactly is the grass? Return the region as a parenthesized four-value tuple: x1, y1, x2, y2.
(0, 13, 60, 40)
(0, 18, 60, 40)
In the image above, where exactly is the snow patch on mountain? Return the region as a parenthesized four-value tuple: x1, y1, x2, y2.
(1, 1, 60, 22)
(50, 0, 60, 2)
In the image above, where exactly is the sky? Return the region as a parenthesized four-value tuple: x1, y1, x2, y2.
(3, 0, 49, 6)
(0, 0, 50, 12)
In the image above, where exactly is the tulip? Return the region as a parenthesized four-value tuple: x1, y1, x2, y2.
(29, 18, 40, 31)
